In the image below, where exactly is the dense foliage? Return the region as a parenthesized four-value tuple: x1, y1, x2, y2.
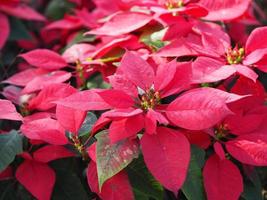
(1, 0, 267, 200)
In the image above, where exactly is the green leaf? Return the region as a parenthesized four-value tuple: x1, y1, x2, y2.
(8, 17, 31, 41)
(181, 145, 206, 200)
(242, 168, 263, 200)
(45, 0, 75, 20)
(0, 130, 23, 172)
(96, 131, 139, 190)
(127, 156, 164, 200)
(52, 169, 90, 200)
(78, 112, 97, 137)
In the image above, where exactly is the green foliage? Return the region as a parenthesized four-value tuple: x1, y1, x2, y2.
(0, 130, 23, 172)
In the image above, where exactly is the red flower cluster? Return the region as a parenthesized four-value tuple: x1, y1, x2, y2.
(1, 0, 267, 200)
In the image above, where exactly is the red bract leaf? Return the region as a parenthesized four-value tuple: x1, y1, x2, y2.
(55, 90, 112, 111)
(109, 73, 138, 97)
(56, 105, 86, 134)
(28, 83, 77, 111)
(245, 26, 267, 54)
(62, 43, 95, 63)
(0, 12, 9, 49)
(0, 4, 45, 21)
(203, 155, 243, 200)
(96, 90, 134, 109)
(3, 68, 48, 86)
(33, 145, 74, 163)
(192, 57, 236, 83)
(166, 88, 233, 130)
(87, 162, 134, 200)
(226, 134, 267, 166)
(16, 160, 55, 200)
(0, 99, 22, 121)
(20, 118, 68, 145)
(199, 0, 251, 21)
(21, 71, 71, 94)
(20, 49, 67, 70)
(109, 114, 144, 142)
(87, 11, 152, 36)
(119, 51, 155, 90)
(44, 15, 82, 31)
(141, 127, 190, 193)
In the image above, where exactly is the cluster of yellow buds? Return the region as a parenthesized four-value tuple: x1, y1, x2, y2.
(226, 47, 245, 65)
(214, 123, 229, 140)
(140, 89, 161, 110)
(165, 0, 184, 9)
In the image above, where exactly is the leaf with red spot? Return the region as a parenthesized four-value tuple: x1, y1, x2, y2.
(226, 134, 267, 166)
(96, 131, 139, 189)
(33, 145, 74, 163)
(87, 11, 152, 36)
(21, 71, 71, 94)
(0, 12, 9, 49)
(16, 160, 55, 200)
(20, 49, 67, 70)
(87, 162, 134, 200)
(140, 127, 190, 193)
(20, 117, 68, 145)
(28, 83, 77, 111)
(0, 99, 22, 121)
(203, 155, 243, 200)
(166, 88, 233, 130)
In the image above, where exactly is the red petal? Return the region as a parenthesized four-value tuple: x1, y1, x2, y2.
(87, 11, 151, 36)
(96, 89, 134, 109)
(0, 99, 22, 121)
(245, 26, 267, 54)
(33, 145, 74, 163)
(192, 57, 236, 83)
(166, 88, 233, 130)
(3, 68, 48, 86)
(226, 134, 267, 166)
(20, 49, 67, 70)
(20, 118, 68, 145)
(15, 161, 55, 200)
(56, 105, 87, 134)
(119, 51, 155, 90)
(234, 64, 258, 82)
(0, 4, 45, 21)
(141, 127, 190, 193)
(109, 114, 144, 143)
(203, 155, 243, 200)
(200, 0, 250, 21)
(28, 83, 76, 111)
(21, 71, 72, 94)
(0, 12, 9, 49)
(55, 89, 112, 111)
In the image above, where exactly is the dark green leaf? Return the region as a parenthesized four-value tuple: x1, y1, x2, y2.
(52, 169, 89, 200)
(127, 156, 164, 200)
(96, 131, 139, 189)
(45, 0, 75, 20)
(78, 112, 97, 137)
(242, 168, 263, 200)
(0, 130, 23, 172)
(8, 17, 31, 41)
(181, 145, 206, 200)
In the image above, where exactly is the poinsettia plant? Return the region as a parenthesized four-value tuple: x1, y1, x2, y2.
(1, 0, 267, 200)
